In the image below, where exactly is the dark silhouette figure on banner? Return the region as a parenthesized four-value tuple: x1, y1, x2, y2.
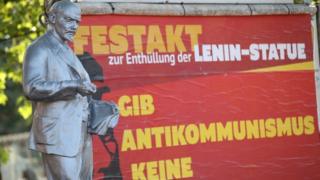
(78, 52, 123, 180)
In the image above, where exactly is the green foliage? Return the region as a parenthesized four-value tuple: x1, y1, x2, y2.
(0, 0, 44, 134)
(294, 0, 318, 4)
(313, 0, 320, 4)
(0, 146, 9, 164)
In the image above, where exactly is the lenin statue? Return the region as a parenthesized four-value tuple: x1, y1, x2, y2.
(22, 0, 96, 179)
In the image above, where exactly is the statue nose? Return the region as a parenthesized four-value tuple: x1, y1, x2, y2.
(71, 24, 77, 30)
(70, 21, 78, 30)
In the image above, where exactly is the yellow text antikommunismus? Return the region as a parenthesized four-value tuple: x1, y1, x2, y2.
(121, 115, 315, 152)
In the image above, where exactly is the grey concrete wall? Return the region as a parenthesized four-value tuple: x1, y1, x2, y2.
(76, 2, 316, 16)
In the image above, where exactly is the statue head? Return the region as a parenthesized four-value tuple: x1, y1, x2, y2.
(47, 0, 81, 42)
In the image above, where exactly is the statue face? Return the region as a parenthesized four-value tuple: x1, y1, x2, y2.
(53, 6, 81, 42)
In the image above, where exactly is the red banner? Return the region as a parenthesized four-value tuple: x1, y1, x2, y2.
(73, 14, 320, 179)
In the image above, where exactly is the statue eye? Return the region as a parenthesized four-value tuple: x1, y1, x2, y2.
(65, 18, 72, 22)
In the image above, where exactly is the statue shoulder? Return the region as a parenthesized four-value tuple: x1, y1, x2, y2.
(25, 36, 50, 63)
(27, 34, 50, 50)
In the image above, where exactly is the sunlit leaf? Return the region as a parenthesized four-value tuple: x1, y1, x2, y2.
(0, 71, 6, 89)
(0, 93, 8, 105)
(0, 147, 9, 164)
(18, 101, 32, 120)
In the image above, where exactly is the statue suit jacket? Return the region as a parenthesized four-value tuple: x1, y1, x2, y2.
(23, 31, 90, 157)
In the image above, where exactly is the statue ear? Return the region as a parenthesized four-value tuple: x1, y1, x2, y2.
(48, 13, 56, 24)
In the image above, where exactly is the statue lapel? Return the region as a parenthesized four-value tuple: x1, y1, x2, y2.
(57, 47, 83, 79)
(46, 32, 89, 80)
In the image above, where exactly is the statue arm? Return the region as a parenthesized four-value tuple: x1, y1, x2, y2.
(23, 46, 81, 101)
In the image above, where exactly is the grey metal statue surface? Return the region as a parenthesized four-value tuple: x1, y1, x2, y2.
(22, 0, 96, 179)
